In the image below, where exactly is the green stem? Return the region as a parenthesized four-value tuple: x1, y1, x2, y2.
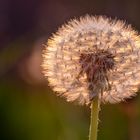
(89, 96, 100, 140)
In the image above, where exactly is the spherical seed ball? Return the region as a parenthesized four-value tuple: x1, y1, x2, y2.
(42, 15, 140, 105)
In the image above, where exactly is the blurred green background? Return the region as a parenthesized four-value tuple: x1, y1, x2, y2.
(0, 0, 140, 140)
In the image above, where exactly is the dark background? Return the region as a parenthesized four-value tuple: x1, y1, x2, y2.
(0, 0, 140, 140)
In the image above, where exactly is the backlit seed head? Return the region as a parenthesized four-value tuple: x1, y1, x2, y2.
(42, 15, 140, 105)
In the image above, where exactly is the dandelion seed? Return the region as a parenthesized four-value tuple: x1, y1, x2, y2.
(42, 15, 140, 105)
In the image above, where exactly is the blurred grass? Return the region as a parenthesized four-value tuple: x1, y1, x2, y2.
(0, 77, 89, 140)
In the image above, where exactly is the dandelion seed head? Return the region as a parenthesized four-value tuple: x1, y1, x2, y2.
(42, 15, 140, 105)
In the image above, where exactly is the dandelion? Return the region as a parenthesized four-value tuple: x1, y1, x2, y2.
(42, 15, 140, 140)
